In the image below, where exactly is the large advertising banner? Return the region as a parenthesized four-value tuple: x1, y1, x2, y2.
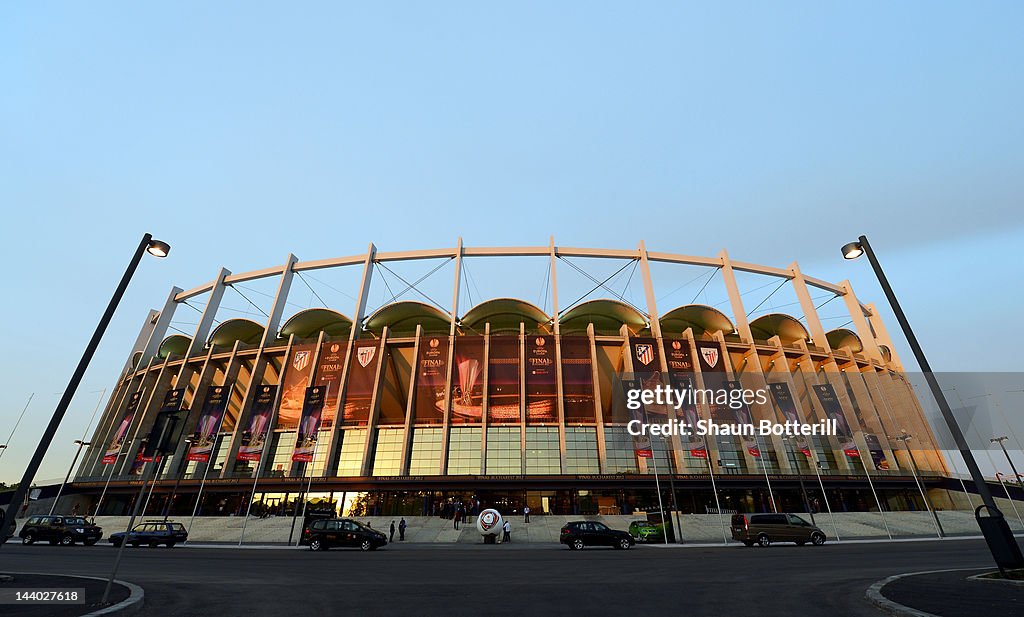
(292, 385, 327, 462)
(812, 383, 859, 457)
(451, 337, 485, 423)
(486, 336, 520, 424)
(695, 341, 732, 424)
(342, 340, 380, 425)
(767, 382, 811, 457)
(525, 335, 556, 422)
(667, 373, 706, 458)
(726, 380, 760, 457)
(278, 345, 315, 428)
(630, 337, 669, 419)
(237, 385, 279, 462)
(865, 434, 890, 470)
(665, 339, 693, 373)
(621, 378, 652, 458)
(103, 389, 145, 464)
(138, 388, 185, 463)
(414, 336, 449, 423)
(186, 382, 233, 462)
(314, 341, 346, 427)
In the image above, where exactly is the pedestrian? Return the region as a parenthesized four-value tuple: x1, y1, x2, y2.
(502, 519, 511, 543)
(399, 517, 407, 541)
(454, 508, 460, 530)
(390, 520, 396, 543)
(523, 505, 530, 523)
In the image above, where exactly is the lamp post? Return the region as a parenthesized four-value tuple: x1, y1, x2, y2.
(48, 440, 91, 516)
(995, 473, 1024, 528)
(842, 235, 1023, 569)
(991, 436, 1022, 489)
(0, 234, 169, 550)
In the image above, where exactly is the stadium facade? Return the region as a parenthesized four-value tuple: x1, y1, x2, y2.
(72, 242, 952, 519)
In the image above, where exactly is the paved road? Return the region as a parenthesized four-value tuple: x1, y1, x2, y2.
(0, 539, 996, 616)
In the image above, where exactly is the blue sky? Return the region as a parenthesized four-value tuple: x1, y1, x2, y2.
(2, 2, 1023, 483)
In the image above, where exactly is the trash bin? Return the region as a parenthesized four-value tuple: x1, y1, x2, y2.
(975, 505, 1024, 573)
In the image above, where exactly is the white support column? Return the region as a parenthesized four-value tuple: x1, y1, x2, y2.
(480, 322, 490, 474)
(399, 325, 423, 475)
(439, 240, 463, 475)
(360, 328, 390, 476)
(349, 244, 377, 342)
(188, 267, 232, 356)
(838, 281, 885, 364)
(549, 237, 567, 471)
(587, 323, 608, 473)
(138, 286, 185, 365)
(790, 262, 830, 351)
(864, 302, 906, 371)
(719, 249, 753, 343)
(262, 254, 299, 345)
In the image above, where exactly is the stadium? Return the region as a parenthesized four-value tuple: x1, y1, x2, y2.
(65, 241, 965, 528)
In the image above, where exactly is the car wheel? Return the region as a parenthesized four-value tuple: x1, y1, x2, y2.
(757, 534, 771, 547)
(22, 533, 34, 545)
(571, 538, 585, 550)
(618, 538, 632, 550)
(742, 540, 754, 547)
(360, 540, 372, 551)
(811, 532, 826, 546)
(111, 538, 122, 547)
(60, 535, 74, 546)
(309, 539, 323, 551)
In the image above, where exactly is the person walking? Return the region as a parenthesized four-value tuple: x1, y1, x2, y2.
(390, 520, 396, 543)
(523, 505, 530, 523)
(502, 519, 511, 543)
(454, 507, 460, 530)
(399, 517, 407, 541)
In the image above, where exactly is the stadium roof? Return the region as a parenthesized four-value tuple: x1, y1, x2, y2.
(280, 308, 352, 340)
(460, 298, 551, 333)
(157, 334, 191, 359)
(660, 304, 735, 337)
(364, 300, 451, 336)
(208, 318, 265, 347)
(560, 299, 648, 335)
(749, 313, 810, 344)
(826, 328, 863, 353)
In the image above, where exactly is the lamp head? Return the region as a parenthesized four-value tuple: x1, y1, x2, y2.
(841, 241, 864, 260)
(146, 239, 171, 258)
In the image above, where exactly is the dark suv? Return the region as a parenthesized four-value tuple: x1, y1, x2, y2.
(109, 521, 189, 547)
(560, 521, 634, 550)
(19, 515, 102, 546)
(731, 513, 826, 547)
(301, 518, 388, 551)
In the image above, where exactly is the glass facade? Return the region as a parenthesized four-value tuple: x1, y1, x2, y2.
(446, 427, 481, 474)
(565, 427, 599, 473)
(335, 429, 367, 477)
(525, 427, 560, 474)
(371, 428, 405, 476)
(485, 426, 521, 474)
(409, 428, 443, 475)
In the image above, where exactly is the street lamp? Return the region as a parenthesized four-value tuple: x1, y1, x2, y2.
(842, 235, 1023, 570)
(893, 433, 943, 538)
(49, 440, 92, 516)
(991, 436, 1022, 488)
(0, 234, 169, 550)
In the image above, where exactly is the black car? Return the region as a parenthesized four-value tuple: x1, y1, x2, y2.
(109, 521, 189, 547)
(560, 521, 635, 550)
(19, 515, 103, 546)
(301, 518, 388, 551)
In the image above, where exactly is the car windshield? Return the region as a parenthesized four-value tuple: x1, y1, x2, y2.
(64, 517, 87, 525)
(170, 523, 186, 532)
(593, 523, 609, 531)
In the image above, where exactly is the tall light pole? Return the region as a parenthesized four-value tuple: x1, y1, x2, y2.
(49, 440, 91, 516)
(0, 234, 170, 549)
(991, 436, 1022, 488)
(894, 433, 943, 538)
(0, 394, 34, 464)
(841, 235, 1023, 570)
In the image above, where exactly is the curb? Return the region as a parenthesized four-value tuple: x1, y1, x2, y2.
(2, 571, 143, 617)
(865, 567, 987, 617)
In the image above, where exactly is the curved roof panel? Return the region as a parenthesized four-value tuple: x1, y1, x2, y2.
(280, 308, 352, 340)
(878, 344, 892, 362)
(826, 328, 863, 353)
(749, 313, 810, 345)
(208, 318, 265, 348)
(660, 304, 735, 337)
(559, 299, 648, 335)
(460, 298, 550, 333)
(364, 301, 451, 336)
(157, 334, 191, 360)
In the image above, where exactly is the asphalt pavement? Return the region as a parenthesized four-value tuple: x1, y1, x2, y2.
(0, 538, 1000, 616)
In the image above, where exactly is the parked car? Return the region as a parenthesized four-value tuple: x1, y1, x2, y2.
(301, 518, 388, 551)
(19, 515, 103, 546)
(731, 513, 826, 547)
(560, 521, 634, 550)
(628, 520, 664, 543)
(109, 521, 189, 547)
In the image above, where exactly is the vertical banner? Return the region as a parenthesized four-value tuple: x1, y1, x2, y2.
(186, 383, 233, 462)
(451, 337, 485, 423)
(138, 388, 185, 463)
(315, 341, 346, 427)
(237, 385, 279, 461)
(668, 373, 706, 458)
(630, 337, 669, 419)
(812, 383, 859, 457)
(103, 389, 145, 464)
(767, 382, 811, 456)
(695, 341, 732, 424)
(621, 378, 652, 458)
(292, 385, 327, 462)
(342, 341, 380, 425)
(665, 339, 693, 373)
(413, 336, 449, 423)
(278, 345, 315, 428)
(865, 434, 889, 470)
(525, 335, 556, 422)
(725, 380, 760, 457)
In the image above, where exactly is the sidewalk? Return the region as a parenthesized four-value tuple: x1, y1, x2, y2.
(869, 567, 1024, 617)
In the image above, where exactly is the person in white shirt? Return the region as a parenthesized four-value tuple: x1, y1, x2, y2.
(523, 505, 530, 523)
(502, 519, 511, 543)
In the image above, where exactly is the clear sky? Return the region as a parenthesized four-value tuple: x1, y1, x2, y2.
(2, 2, 1023, 484)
